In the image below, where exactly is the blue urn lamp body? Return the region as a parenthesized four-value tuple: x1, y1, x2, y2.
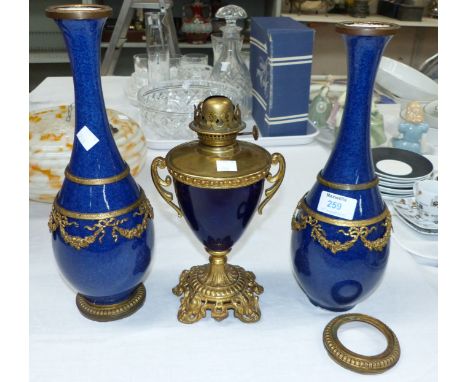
(152, 96, 285, 323)
(45, 5, 154, 321)
(291, 23, 399, 312)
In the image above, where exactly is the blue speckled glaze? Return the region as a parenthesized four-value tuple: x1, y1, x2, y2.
(50, 15, 154, 305)
(321, 34, 391, 184)
(291, 201, 389, 311)
(58, 179, 140, 213)
(174, 180, 264, 252)
(55, 17, 140, 213)
(52, 219, 154, 304)
(58, 18, 126, 180)
(291, 31, 394, 311)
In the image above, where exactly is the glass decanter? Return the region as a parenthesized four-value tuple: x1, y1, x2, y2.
(210, 5, 252, 117)
(145, 11, 170, 86)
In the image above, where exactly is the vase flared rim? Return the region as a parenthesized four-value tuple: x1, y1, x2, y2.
(336, 22, 400, 36)
(45, 4, 112, 20)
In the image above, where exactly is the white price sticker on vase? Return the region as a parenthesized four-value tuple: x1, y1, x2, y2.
(317, 191, 357, 220)
(216, 160, 237, 172)
(76, 125, 99, 151)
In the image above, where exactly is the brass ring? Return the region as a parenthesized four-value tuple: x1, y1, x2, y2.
(317, 173, 379, 191)
(64, 165, 130, 185)
(299, 198, 389, 227)
(45, 4, 112, 20)
(76, 283, 146, 322)
(323, 313, 400, 374)
(335, 22, 400, 37)
(53, 189, 146, 220)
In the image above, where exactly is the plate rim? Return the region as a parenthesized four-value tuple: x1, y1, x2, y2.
(372, 147, 433, 179)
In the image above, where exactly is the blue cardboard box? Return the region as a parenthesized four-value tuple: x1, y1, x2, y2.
(250, 17, 315, 137)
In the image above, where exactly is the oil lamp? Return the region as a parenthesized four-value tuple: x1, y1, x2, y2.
(152, 96, 285, 323)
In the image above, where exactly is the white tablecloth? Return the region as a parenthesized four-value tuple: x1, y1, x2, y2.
(30, 77, 437, 382)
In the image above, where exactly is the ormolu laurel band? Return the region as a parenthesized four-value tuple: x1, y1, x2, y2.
(291, 198, 391, 254)
(317, 172, 379, 191)
(48, 191, 154, 250)
(167, 168, 270, 189)
(65, 165, 130, 186)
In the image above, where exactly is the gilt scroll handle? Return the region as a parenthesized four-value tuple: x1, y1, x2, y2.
(151, 157, 183, 218)
(258, 153, 286, 215)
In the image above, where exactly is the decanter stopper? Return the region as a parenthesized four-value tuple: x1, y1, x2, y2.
(216, 4, 247, 22)
(216, 5, 247, 36)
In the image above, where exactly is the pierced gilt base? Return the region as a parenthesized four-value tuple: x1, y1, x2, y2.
(173, 262, 264, 324)
(76, 283, 146, 322)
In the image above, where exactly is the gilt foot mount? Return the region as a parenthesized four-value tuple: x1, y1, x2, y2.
(173, 263, 264, 324)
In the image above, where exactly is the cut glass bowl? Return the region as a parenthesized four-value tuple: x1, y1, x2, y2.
(138, 79, 243, 140)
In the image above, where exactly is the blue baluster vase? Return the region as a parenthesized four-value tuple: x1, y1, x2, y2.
(46, 5, 154, 321)
(291, 22, 399, 312)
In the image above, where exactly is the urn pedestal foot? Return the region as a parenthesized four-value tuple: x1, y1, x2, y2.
(172, 250, 264, 324)
(76, 283, 146, 322)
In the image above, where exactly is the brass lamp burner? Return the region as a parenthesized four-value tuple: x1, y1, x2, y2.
(190, 95, 245, 147)
(151, 96, 286, 324)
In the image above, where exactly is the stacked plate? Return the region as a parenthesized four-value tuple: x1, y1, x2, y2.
(372, 147, 434, 199)
(392, 198, 438, 236)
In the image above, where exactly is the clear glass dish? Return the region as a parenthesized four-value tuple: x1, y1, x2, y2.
(137, 79, 243, 140)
